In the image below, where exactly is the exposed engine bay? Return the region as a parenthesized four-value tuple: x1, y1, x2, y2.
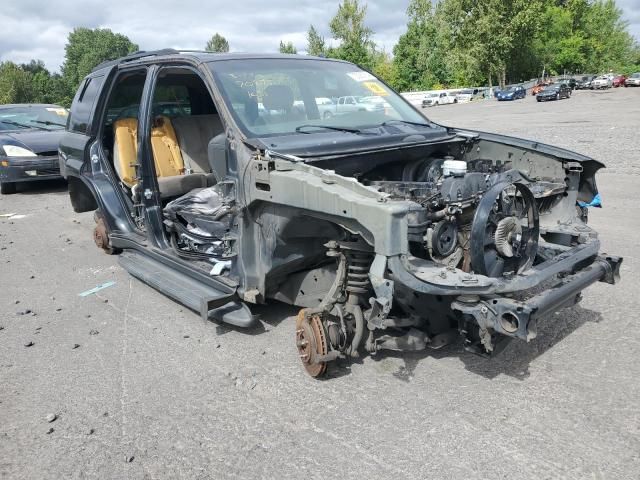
(157, 136, 621, 378)
(363, 156, 545, 278)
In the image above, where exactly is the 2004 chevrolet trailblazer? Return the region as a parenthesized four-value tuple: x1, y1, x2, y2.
(59, 50, 621, 377)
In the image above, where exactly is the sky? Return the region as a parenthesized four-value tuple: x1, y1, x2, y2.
(1, 0, 639, 73)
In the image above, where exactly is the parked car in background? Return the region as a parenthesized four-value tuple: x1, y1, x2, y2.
(422, 91, 457, 107)
(496, 85, 526, 101)
(575, 76, 595, 89)
(612, 75, 626, 87)
(314, 97, 336, 118)
(338, 95, 385, 116)
(532, 81, 552, 95)
(558, 78, 577, 90)
(0, 104, 68, 194)
(360, 95, 391, 110)
(625, 72, 640, 87)
(591, 75, 612, 89)
(455, 88, 481, 103)
(536, 83, 572, 101)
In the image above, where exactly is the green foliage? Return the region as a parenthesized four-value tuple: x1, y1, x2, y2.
(327, 0, 375, 69)
(582, 0, 635, 73)
(371, 50, 398, 86)
(0, 27, 137, 108)
(62, 28, 138, 96)
(391, 0, 637, 91)
(307, 25, 326, 56)
(205, 33, 230, 53)
(0, 1, 637, 106)
(279, 40, 298, 54)
(0, 62, 36, 104)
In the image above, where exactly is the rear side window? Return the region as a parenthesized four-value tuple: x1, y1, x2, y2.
(69, 75, 105, 133)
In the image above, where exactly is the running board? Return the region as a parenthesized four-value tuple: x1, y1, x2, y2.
(118, 252, 255, 328)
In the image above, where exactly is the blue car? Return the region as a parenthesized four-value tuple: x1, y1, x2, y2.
(496, 86, 526, 101)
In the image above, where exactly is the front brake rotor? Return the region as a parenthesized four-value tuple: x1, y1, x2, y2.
(296, 310, 328, 378)
(93, 213, 119, 255)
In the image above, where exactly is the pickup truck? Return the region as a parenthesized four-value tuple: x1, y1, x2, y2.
(422, 92, 457, 107)
(318, 95, 386, 119)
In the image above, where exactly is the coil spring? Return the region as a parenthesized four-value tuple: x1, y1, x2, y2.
(345, 251, 373, 294)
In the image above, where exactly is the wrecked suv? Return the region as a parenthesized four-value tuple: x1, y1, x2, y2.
(60, 50, 621, 377)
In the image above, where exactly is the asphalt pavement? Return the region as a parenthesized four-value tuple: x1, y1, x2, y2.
(1, 87, 639, 479)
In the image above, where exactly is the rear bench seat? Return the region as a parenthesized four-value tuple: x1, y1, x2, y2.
(171, 114, 223, 176)
(113, 115, 220, 198)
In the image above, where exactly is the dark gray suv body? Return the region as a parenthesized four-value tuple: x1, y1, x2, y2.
(60, 50, 621, 377)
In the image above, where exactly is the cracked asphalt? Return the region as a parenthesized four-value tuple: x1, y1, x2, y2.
(1, 87, 639, 479)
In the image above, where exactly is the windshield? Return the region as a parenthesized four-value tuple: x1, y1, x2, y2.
(543, 86, 559, 92)
(631, 73, 640, 78)
(208, 58, 427, 138)
(0, 105, 68, 131)
(503, 87, 515, 92)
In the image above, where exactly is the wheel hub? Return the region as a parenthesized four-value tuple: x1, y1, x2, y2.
(296, 310, 328, 377)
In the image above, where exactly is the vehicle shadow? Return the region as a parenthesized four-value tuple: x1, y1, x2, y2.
(212, 301, 297, 337)
(457, 305, 603, 380)
(11, 179, 67, 195)
(378, 304, 602, 381)
(211, 299, 602, 382)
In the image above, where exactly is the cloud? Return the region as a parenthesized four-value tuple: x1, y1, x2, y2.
(1, 0, 637, 73)
(618, 0, 640, 41)
(0, 0, 411, 72)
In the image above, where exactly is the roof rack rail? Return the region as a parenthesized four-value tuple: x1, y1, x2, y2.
(91, 48, 182, 72)
(174, 49, 211, 54)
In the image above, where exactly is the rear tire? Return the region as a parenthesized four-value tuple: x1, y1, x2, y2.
(0, 182, 17, 195)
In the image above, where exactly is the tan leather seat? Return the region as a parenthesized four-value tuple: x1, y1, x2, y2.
(149, 116, 184, 178)
(113, 116, 209, 198)
(113, 118, 139, 187)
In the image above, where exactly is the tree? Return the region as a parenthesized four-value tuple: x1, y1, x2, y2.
(279, 40, 297, 54)
(61, 28, 138, 97)
(393, 0, 441, 91)
(307, 25, 326, 56)
(327, 0, 374, 69)
(0, 62, 36, 104)
(205, 33, 230, 53)
(371, 50, 398, 88)
(534, 6, 585, 76)
(582, 0, 635, 73)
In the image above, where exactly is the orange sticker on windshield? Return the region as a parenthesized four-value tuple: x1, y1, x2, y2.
(362, 81, 388, 96)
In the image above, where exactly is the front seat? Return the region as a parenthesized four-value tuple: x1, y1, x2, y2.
(262, 85, 305, 123)
(112, 116, 209, 198)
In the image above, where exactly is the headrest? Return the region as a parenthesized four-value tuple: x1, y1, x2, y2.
(262, 85, 294, 112)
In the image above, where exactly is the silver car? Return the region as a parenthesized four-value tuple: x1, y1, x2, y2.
(591, 75, 613, 89)
(625, 73, 640, 87)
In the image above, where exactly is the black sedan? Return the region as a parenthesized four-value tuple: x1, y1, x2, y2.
(0, 104, 68, 194)
(536, 83, 571, 102)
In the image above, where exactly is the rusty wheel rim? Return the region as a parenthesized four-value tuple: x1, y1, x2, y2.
(296, 310, 328, 378)
(94, 217, 108, 249)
